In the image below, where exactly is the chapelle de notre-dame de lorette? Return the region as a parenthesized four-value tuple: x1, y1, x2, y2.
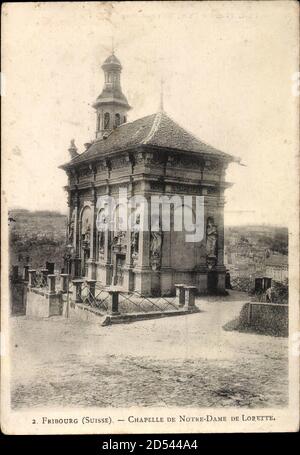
(60, 52, 237, 297)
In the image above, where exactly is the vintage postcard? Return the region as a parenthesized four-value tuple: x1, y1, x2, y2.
(1, 1, 299, 435)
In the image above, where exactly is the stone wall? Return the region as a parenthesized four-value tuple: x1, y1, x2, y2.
(26, 288, 62, 318)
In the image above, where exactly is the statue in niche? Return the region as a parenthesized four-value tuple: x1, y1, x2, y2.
(150, 215, 163, 271)
(97, 210, 107, 255)
(112, 211, 126, 250)
(131, 213, 140, 264)
(206, 217, 218, 269)
(68, 211, 75, 243)
(82, 218, 91, 250)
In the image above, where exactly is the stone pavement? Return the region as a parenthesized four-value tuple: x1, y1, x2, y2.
(10, 291, 288, 409)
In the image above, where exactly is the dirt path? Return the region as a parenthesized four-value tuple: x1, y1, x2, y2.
(10, 292, 288, 409)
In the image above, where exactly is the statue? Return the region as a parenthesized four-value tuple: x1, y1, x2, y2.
(206, 217, 218, 256)
(68, 139, 79, 159)
(206, 217, 218, 269)
(150, 216, 163, 271)
(68, 211, 75, 243)
(97, 211, 107, 254)
(131, 213, 140, 265)
(82, 218, 91, 249)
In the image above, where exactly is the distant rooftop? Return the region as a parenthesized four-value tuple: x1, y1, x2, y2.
(61, 111, 235, 169)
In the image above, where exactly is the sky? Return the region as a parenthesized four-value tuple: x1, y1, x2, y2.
(2, 1, 299, 226)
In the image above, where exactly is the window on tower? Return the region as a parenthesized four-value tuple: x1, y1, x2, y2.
(104, 113, 110, 130)
(115, 113, 121, 127)
(123, 115, 127, 124)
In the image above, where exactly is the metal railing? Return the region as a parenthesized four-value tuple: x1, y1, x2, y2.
(81, 282, 110, 311)
(230, 276, 253, 293)
(121, 291, 178, 313)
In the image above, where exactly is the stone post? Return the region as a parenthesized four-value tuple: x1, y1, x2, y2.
(108, 289, 120, 315)
(134, 192, 152, 295)
(87, 186, 97, 280)
(175, 284, 185, 307)
(60, 273, 69, 293)
(184, 286, 197, 310)
(28, 270, 36, 288)
(47, 274, 56, 294)
(72, 279, 84, 303)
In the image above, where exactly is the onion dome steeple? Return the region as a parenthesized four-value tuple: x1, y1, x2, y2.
(93, 52, 131, 139)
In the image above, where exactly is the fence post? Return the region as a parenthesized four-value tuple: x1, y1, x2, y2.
(28, 270, 37, 288)
(184, 286, 197, 310)
(175, 284, 185, 307)
(47, 274, 56, 294)
(72, 279, 83, 303)
(108, 289, 120, 315)
(247, 302, 252, 324)
(60, 274, 69, 293)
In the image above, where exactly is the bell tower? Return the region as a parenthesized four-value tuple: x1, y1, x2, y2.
(93, 53, 131, 138)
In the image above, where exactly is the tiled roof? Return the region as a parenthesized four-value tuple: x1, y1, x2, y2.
(62, 111, 235, 168)
(103, 54, 121, 67)
(93, 85, 130, 108)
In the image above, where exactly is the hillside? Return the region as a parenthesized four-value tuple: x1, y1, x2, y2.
(9, 209, 67, 271)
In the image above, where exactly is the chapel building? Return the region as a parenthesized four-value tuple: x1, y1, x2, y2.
(60, 52, 236, 296)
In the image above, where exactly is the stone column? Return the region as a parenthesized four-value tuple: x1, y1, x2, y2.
(87, 185, 97, 280)
(196, 189, 209, 294)
(216, 191, 226, 293)
(134, 192, 152, 295)
(72, 279, 83, 303)
(47, 274, 56, 294)
(184, 286, 197, 310)
(175, 284, 185, 307)
(123, 189, 134, 292)
(160, 201, 172, 296)
(73, 191, 79, 253)
(108, 289, 120, 315)
(60, 274, 69, 293)
(217, 192, 225, 266)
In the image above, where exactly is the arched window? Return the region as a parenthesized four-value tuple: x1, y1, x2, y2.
(115, 113, 121, 127)
(104, 112, 110, 130)
(123, 115, 127, 124)
(97, 114, 101, 131)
